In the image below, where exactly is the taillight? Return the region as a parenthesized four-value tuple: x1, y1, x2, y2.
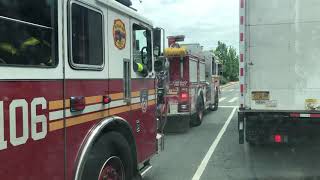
(180, 92, 188, 101)
(274, 134, 282, 143)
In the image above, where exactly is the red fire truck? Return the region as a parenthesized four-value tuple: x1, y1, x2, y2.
(164, 36, 221, 132)
(0, 0, 165, 179)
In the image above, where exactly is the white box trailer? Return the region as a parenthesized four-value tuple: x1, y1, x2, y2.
(238, 0, 320, 144)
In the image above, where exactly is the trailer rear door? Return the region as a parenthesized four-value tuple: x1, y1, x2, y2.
(246, 0, 320, 111)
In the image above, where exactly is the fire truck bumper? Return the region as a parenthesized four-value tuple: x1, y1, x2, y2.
(156, 133, 164, 153)
(164, 113, 191, 133)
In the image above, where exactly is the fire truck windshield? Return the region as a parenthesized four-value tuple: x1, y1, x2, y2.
(0, 0, 58, 67)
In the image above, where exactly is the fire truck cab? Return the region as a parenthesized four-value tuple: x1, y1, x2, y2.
(204, 51, 222, 112)
(164, 36, 221, 132)
(0, 0, 164, 180)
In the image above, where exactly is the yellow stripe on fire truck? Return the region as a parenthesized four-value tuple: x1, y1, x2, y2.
(47, 91, 156, 132)
(49, 89, 155, 110)
(49, 100, 156, 132)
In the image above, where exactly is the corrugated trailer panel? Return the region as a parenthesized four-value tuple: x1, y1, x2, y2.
(245, 0, 320, 111)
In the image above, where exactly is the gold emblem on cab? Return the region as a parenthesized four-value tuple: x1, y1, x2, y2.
(113, 19, 126, 50)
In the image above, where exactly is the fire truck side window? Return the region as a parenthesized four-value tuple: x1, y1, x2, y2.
(212, 58, 217, 75)
(132, 24, 152, 75)
(0, 0, 58, 67)
(70, 3, 103, 69)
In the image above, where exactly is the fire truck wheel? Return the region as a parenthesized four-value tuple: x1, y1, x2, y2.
(191, 96, 204, 126)
(81, 131, 134, 180)
(211, 92, 219, 111)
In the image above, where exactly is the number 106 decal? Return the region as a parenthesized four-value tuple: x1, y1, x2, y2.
(0, 97, 47, 151)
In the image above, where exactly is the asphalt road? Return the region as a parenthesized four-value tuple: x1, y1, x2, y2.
(144, 83, 320, 180)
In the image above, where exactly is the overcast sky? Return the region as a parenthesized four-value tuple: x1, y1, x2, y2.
(131, 0, 239, 51)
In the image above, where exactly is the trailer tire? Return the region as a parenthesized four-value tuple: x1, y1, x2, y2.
(191, 95, 204, 126)
(246, 139, 257, 146)
(177, 117, 190, 133)
(81, 131, 134, 180)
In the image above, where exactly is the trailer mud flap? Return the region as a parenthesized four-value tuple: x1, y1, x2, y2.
(238, 111, 244, 144)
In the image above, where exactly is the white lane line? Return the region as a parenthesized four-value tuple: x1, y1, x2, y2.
(219, 97, 226, 102)
(228, 97, 239, 103)
(192, 107, 237, 180)
(229, 89, 234, 92)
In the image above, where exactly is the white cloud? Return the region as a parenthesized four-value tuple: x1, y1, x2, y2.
(132, 0, 239, 51)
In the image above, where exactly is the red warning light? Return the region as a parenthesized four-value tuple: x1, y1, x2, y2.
(274, 134, 282, 143)
(103, 96, 112, 104)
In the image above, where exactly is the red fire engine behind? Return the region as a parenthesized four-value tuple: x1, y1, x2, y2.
(164, 36, 220, 132)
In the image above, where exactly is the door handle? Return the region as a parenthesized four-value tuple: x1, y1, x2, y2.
(70, 96, 85, 112)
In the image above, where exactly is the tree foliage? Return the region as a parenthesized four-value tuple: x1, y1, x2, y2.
(214, 41, 239, 81)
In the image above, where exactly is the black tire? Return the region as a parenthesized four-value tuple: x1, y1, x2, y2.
(246, 138, 257, 146)
(191, 96, 204, 127)
(180, 117, 191, 132)
(211, 92, 219, 111)
(81, 131, 134, 180)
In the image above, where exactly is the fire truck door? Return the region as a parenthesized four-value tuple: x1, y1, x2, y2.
(130, 19, 157, 161)
(107, 8, 133, 139)
(65, 2, 109, 179)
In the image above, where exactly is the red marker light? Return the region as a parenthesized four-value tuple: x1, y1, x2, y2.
(70, 96, 85, 112)
(103, 96, 112, 104)
(274, 134, 282, 143)
(180, 92, 188, 100)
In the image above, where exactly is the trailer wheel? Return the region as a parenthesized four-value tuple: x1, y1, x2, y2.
(191, 96, 204, 126)
(81, 131, 134, 180)
(246, 138, 257, 146)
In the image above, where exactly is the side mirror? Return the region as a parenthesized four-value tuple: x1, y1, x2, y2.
(153, 46, 160, 57)
(157, 88, 165, 104)
(153, 28, 162, 57)
(154, 56, 166, 73)
(140, 46, 147, 64)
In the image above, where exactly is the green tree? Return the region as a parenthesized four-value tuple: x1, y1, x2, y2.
(214, 41, 239, 82)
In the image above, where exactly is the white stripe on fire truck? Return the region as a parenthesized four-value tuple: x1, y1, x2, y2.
(49, 110, 64, 121)
(290, 113, 320, 118)
(131, 97, 140, 104)
(49, 95, 156, 121)
(131, 95, 156, 104)
(300, 114, 310, 118)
